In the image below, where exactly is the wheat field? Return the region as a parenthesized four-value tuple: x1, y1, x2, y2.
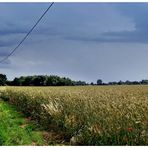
(0, 85, 148, 145)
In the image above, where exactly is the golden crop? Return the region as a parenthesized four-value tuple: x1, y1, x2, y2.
(0, 85, 148, 145)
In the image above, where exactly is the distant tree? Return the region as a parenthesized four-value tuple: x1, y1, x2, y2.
(9, 75, 86, 86)
(108, 81, 118, 85)
(7, 74, 148, 86)
(118, 80, 124, 85)
(22, 76, 33, 86)
(132, 81, 140, 85)
(141, 79, 148, 84)
(90, 82, 94, 85)
(125, 80, 131, 85)
(102, 83, 107, 85)
(97, 79, 103, 85)
(74, 81, 86, 86)
(19, 76, 26, 86)
(0, 74, 7, 86)
(12, 78, 20, 86)
(6, 80, 12, 86)
(61, 77, 74, 86)
(46, 76, 52, 86)
(31, 76, 44, 86)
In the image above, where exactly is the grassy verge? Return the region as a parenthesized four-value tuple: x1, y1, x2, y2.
(0, 99, 44, 146)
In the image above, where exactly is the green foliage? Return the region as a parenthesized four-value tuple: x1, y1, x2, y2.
(0, 74, 7, 86)
(10, 75, 86, 86)
(97, 79, 103, 85)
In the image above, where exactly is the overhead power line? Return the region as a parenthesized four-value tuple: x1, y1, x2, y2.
(0, 2, 54, 64)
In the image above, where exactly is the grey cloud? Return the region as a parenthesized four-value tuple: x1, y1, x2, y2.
(0, 3, 136, 46)
(102, 30, 148, 43)
(0, 51, 11, 56)
(0, 39, 16, 47)
(64, 25, 148, 44)
(0, 58, 11, 69)
(2, 3, 148, 83)
(92, 3, 148, 43)
(61, 3, 148, 44)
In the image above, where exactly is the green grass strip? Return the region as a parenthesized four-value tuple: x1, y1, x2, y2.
(0, 99, 44, 146)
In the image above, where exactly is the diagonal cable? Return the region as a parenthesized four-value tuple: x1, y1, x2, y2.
(0, 2, 54, 63)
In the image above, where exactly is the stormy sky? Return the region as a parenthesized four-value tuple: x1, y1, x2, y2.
(1, 2, 148, 83)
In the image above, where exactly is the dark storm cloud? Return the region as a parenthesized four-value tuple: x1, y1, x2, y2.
(0, 23, 27, 35)
(1, 3, 148, 82)
(0, 39, 16, 47)
(0, 51, 10, 56)
(0, 21, 55, 36)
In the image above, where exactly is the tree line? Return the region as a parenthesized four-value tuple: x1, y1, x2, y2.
(0, 74, 86, 86)
(1, 73, 148, 86)
(96, 79, 148, 85)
